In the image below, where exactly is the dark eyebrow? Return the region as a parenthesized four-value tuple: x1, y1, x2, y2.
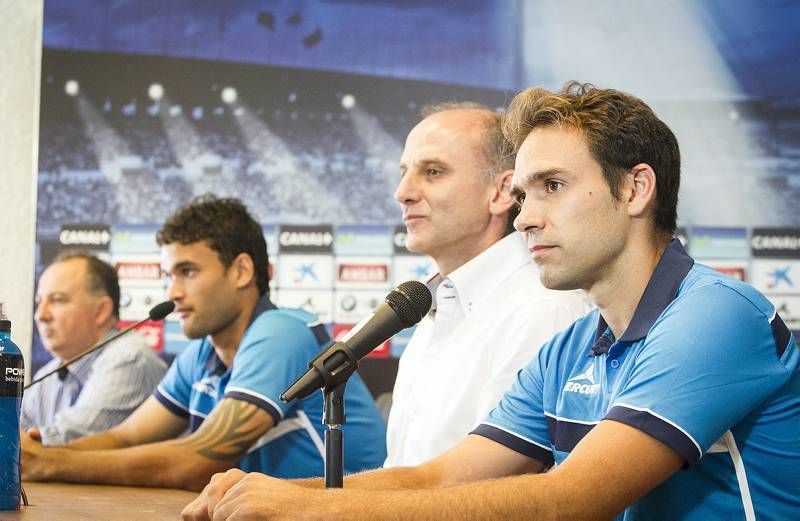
(512, 168, 567, 192)
(165, 261, 196, 274)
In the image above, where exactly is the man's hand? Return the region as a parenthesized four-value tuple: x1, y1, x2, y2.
(20, 428, 63, 481)
(182, 472, 315, 521)
(182, 468, 248, 521)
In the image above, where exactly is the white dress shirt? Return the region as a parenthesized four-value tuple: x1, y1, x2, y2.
(384, 233, 592, 467)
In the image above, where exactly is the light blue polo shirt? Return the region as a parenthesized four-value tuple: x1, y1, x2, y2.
(155, 298, 387, 478)
(474, 240, 800, 520)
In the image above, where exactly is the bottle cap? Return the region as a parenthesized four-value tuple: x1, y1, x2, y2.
(0, 303, 10, 333)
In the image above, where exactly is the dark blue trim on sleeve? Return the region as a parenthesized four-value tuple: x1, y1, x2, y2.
(153, 389, 190, 418)
(771, 313, 792, 358)
(310, 322, 331, 347)
(225, 390, 283, 425)
(546, 415, 596, 453)
(605, 405, 701, 465)
(471, 424, 554, 466)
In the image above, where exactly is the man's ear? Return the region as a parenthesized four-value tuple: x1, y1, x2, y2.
(93, 295, 115, 326)
(489, 169, 515, 217)
(231, 253, 256, 290)
(625, 163, 657, 219)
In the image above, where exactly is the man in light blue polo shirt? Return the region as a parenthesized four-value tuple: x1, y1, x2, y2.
(180, 84, 799, 521)
(22, 196, 386, 491)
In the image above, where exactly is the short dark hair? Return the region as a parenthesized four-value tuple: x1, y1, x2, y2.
(502, 81, 681, 236)
(156, 195, 270, 296)
(53, 251, 121, 318)
(420, 101, 517, 234)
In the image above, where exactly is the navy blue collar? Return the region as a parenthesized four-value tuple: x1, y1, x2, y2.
(591, 239, 694, 355)
(205, 295, 277, 373)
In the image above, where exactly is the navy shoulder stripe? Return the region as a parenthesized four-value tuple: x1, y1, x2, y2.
(606, 405, 701, 465)
(471, 424, 554, 466)
(771, 313, 792, 359)
(546, 415, 596, 453)
(310, 323, 331, 347)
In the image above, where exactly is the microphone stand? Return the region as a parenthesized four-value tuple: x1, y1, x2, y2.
(282, 341, 360, 488)
(324, 382, 346, 488)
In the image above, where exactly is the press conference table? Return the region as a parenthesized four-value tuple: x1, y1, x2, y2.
(0, 482, 198, 520)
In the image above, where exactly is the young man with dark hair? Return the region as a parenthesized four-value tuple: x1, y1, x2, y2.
(181, 84, 799, 520)
(21, 196, 387, 491)
(23, 251, 166, 444)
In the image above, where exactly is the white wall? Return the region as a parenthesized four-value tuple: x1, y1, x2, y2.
(0, 0, 43, 373)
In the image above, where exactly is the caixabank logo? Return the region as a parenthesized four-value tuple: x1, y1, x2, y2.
(751, 228, 800, 259)
(751, 259, 799, 294)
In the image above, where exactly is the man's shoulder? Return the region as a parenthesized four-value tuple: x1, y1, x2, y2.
(246, 307, 320, 338)
(93, 329, 167, 369)
(675, 264, 774, 320)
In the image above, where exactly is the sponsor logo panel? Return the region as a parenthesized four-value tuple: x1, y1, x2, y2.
(118, 285, 167, 321)
(392, 254, 435, 285)
(278, 225, 334, 254)
(117, 320, 164, 352)
(275, 289, 334, 324)
(116, 260, 162, 284)
(689, 227, 748, 259)
(333, 290, 387, 323)
(59, 224, 112, 251)
(750, 228, 800, 259)
(335, 225, 393, 256)
(751, 260, 800, 295)
(335, 256, 391, 289)
(700, 259, 749, 282)
(764, 295, 800, 331)
(277, 255, 334, 289)
(110, 226, 160, 255)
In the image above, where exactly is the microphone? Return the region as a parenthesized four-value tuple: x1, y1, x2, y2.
(25, 300, 176, 389)
(281, 280, 432, 403)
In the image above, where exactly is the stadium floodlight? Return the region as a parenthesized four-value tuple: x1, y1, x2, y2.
(65, 79, 79, 97)
(148, 83, 164, 101)
(288, 92, 297, 103)
(221, 86, 237, 105)
(341, 94, 355, 110)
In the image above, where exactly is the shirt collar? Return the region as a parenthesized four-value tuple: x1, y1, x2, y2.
(591, 239, 694, 355)
(444, 233, 531, 316)
(60, 327, 116, 381)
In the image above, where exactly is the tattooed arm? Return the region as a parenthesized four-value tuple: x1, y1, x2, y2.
(21, 397, 274, 491)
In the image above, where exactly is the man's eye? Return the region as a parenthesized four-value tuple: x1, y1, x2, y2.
(425, 168, 441, 177)
(545, 181, 563, 193)
(514, 193, 526, 206)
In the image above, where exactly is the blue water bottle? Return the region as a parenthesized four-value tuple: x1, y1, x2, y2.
(0, 303, 24, 510)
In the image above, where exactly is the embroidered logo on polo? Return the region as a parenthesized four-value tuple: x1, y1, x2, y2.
(191, 375, 220, 397)
(563, 365, 600, 396)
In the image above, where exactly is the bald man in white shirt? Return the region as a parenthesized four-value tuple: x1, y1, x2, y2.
(385, 103, 591, 466)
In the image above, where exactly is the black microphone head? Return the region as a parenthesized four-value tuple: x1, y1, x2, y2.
(148, 301, 176, 321)
(386, 280, 432, 327)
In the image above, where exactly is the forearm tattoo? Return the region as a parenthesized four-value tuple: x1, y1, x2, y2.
(175, 400, 267, 461)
